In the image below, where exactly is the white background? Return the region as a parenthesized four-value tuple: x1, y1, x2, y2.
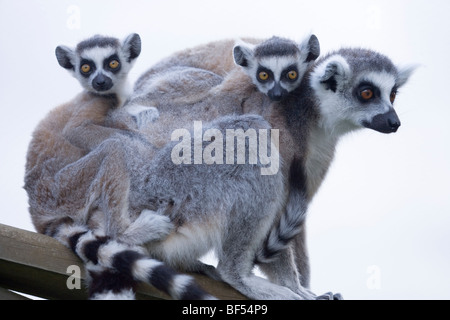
(1, 0, 449, 300)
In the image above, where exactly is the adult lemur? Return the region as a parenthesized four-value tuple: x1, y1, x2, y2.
(128, 36, 415, 297)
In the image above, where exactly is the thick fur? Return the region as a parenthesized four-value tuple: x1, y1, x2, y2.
(131, 40, 415, 298)
(24, 34, 214, 299)
(129, 35, 320, 268)
(126, 35, 336, 300)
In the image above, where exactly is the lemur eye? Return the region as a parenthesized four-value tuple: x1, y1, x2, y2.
(287, 70, 298, 80)
(390, 91, 397, 103)
(259, 71, 269, 81)
(81, 64, 91, 73)
(360, 89, 374, 101)
(109, 60, 120, 69)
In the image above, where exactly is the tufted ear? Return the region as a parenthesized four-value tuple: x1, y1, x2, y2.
(122, 33, 141, 62)
(233, 40, 256, 68)
(55, 45, 76, 71)
(396, 64, 418, 88)
(299, 34, 320, 63)
(316, 56, 351, 92)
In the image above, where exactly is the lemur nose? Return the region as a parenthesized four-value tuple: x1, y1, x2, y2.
(92, 74, 113, 92)
(95, 75, 106, 85)
(388, 117, 401, 132)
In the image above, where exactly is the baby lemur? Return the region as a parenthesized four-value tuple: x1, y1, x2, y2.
(24, 34, 215, 299)
(25, 33, 163, 243)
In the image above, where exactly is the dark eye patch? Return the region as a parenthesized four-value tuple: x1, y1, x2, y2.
(281, 65, 299, 82)
(79, 59, 95, 78)
(256, 66, 274, 83)
(104, 54, 121, 73)
(355, 81, 381, 103)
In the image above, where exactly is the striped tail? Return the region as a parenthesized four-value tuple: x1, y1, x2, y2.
(48, 220, 215, 300)
(255, 188, 308, 264)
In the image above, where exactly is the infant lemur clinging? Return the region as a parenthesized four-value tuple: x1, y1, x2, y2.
(25, 34, 214, 300)
(26, 33, 156, 239)
(233, 35, 320, 101)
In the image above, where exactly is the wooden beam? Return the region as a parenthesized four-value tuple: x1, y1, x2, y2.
(0, 287, 31, 300)
(0, 223, 246, 300)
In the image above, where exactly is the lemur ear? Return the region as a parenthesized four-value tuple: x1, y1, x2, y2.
(396, 64, 418, 88)
(55, 46, 75, 70)
(122, 33, 141, 62)
(299, 34, 320, 63)
(233, 41, 255, 68)
(317, 56, 351, 92)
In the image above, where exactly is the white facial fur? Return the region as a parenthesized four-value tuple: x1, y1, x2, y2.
(310, 54, 354, 134)
(310, 53, 404, 136)
(251, 55, 304, 96)
(75, 47, 124, 94)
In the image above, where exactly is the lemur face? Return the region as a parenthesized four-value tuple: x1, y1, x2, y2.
(253, 56, 303, 102)
(56, 34, 141, 95)
(310, 49, 416, 134)
(75, 46, 122, 93)
(234, 35, 320, 102)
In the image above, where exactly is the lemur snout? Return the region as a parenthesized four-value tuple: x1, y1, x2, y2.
(388, 117, 401, 132)
(268, 83, 288, 102)
(93, 74, 113, 92)
(363, 109, 401, 134)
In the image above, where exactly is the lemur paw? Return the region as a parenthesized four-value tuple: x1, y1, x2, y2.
(126, 104, 160, 128)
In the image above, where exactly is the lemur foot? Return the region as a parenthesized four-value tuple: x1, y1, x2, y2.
(315, 292, 344, 300)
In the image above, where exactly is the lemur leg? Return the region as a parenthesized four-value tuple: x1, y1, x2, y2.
(291, 229, 344, 300)
(216, 213, 301, 300)
(257, 246, 315, 299)
(258, 245, 342, 300)
(54, 137, 172, 245)
(217, 246, 301, 300)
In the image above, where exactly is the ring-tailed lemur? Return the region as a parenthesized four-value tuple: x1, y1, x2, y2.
(124, 35, 346, 300)
(24, 34, 215, 300)
(243, 48, 415, 294)
(129, 41, 415, 298)
(233, 35, 320, 101)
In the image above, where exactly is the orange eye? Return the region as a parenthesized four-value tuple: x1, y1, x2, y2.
(287, 70, 298, 80)
(259, 71, 269, 81)
(81, 64, 91, 73)
(360, 89, 374, 100)
(390, 91, 397, 103)
(109, 60, 120, 69)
